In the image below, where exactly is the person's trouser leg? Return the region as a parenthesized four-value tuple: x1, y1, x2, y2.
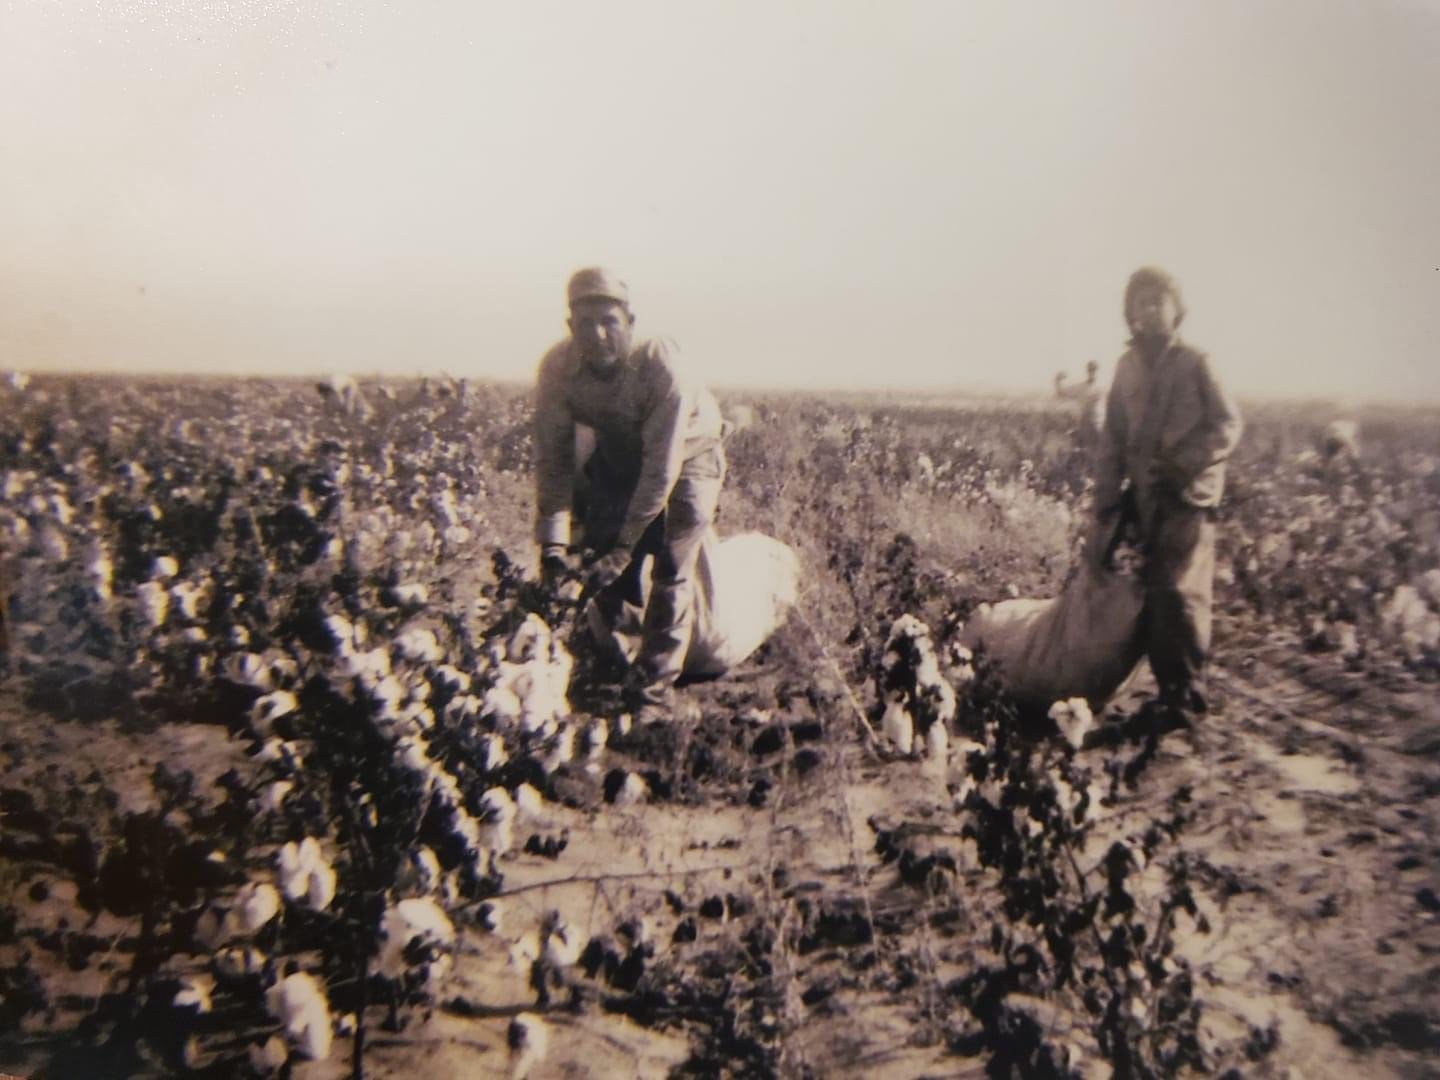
(1143, 497, 1216, 710)
(627, 451, 724, 703)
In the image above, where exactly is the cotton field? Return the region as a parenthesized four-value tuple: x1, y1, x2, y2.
(0, 376, 1437, 1079)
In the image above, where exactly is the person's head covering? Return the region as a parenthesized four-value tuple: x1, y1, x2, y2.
(1124, 266, 1185, 327)
(567, 267, 630, 309)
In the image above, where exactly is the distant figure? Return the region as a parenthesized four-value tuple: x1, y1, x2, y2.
(1321, 419, 1360, 462)
(533, 268, 726, 722)
(1089, 267, 1243, 729)
(1055, 359, 1104, 445)
(316, 374, 372, 420)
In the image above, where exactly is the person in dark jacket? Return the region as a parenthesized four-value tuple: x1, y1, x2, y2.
(1090, 266, 1243, 725)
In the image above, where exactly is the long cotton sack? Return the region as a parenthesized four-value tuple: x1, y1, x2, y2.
(958, 562, 1145, 712)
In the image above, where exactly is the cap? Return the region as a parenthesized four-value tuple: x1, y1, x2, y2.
(567, 267, 629, 308)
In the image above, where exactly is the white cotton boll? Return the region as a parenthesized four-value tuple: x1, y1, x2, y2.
(233, 882, 281, 934)
(925, 720, 949, 762)
(136, 580, 169, 628)
(541, 725, 575, 774)
(392, 583, 428, 607)
(334, 1012, 357, 1038)
(368, 675, 407, 716)
(278, 838, 325, 902)
(266, 971, 333, 1061)
(395, 627, 444, 663)
(882, 700, 915, 755)
(583, 717, 609, 762)
(151, 555, 180, 581)
(306, 861, 337, 912)
(375, 898, 456, 981)
(88, 554, 113, 602)
(612, 771, 650, 807)
(325, 613, 361, 653)
(170, 581, 208, 621)
(483, 684, 524, 729)
(508, 1012, 550, 1080)
(479, 733, 508, 771)
(411, 847, 442, 895)
(173, 973, 214, 1014)
(615, 713, 633, 737)
(227, 652, 271, 689)
(541, 913, 583, 968)
(507, 929, 542, 972)
(1049, 698, 1094, 751)
(248, 1035, 289, 1074)
(514, 783, 544, 822)
(250, 691, 299, 737)
(259, 781, 294, 815)
(396, 736, 432, 774)
(253, 739, 304, 772)
(507, 614, 552, 663)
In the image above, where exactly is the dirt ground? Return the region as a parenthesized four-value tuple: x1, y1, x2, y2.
(2, 611, 1438, 1079)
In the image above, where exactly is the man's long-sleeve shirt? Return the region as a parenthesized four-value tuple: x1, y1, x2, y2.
(533, 336, 724, 551)
(1093, 340, 1243, 529)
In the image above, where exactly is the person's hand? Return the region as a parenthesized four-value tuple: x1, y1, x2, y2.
(587, 549, 631, 592)
(539, 544, 573, 589)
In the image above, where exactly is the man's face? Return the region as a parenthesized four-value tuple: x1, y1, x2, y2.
(1127, 284, 1181, 342)
(568, 298, 634, 376)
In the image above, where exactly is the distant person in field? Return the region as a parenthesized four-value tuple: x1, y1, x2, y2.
(1089, 267, 1243, 727)
(532, 267, 726, 721)
(1055, 359, 1105, 446)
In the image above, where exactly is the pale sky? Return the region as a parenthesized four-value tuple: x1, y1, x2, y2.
(2, 0, 1437, 402)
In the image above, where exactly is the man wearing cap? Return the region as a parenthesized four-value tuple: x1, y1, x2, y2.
(533, 268, 726, 719)
(1089, 267, 1243, 728)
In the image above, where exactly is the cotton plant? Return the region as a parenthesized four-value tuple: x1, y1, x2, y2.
(264, 969, 333, 1061)
(1048, 698, 1095, 752)
(879, 614, 958, 757)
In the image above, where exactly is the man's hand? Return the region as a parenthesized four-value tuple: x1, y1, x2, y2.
(539, 544, 573, 590)
(587, 549, 631, 593)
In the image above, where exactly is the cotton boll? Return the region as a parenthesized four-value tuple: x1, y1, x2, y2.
(508, 1012, 549, 1080)
(582, 717, 609, 762)
(541, 912, 583, 968)
(925, 719, 949, 762)
(1049, 698, 1094, 751)
(410, 847, 442, 895)
(252, 738, 305, 773)
(375, 898, 455, 983)
(151, 555, 180, 581)
(250, 691, 299, 738)
(248, 1035, 289, 1074)
(395, 627, 444, 663)
(514, 783, 545, 823)
(882, 700, 915, 755)
(258, 781, 294, 815)
(306, 861, 337, 911)
(392, 583, 428, 607)
(136, 580, 169, 628)
(173, 973, 215, 1014)
(478, 732, 508, 771)
(266, 971, 333, 1061)
(226, 652, 272, 690)
(507, 929, 542, 972)
(232, 882, 281, 934)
